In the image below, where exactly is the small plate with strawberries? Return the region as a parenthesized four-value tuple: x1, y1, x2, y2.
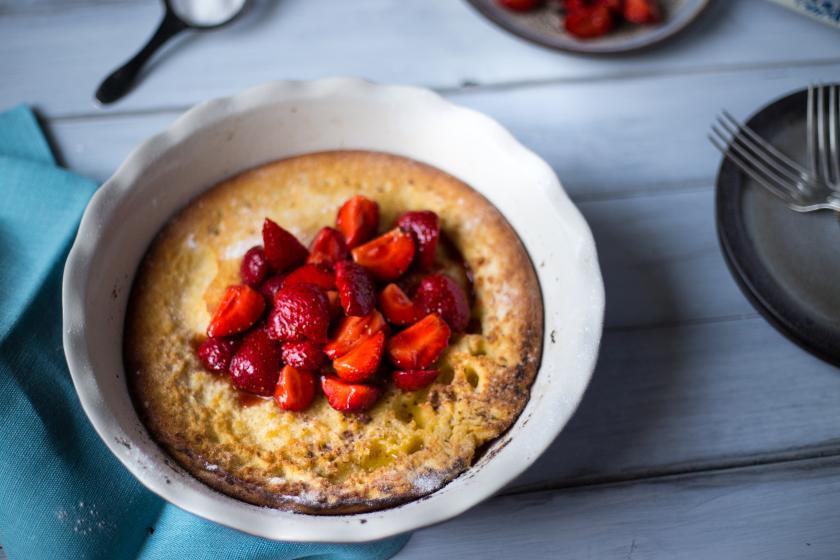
(468, 0, 709, 54)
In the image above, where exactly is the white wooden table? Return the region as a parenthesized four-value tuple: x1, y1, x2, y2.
(3, 0, 840, 557)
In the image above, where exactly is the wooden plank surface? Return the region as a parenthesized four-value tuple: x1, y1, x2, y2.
(401, 455, 840, 559)
(3, 0, 840, 117)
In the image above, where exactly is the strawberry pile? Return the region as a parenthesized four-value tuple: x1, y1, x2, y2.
(497, 0, 662, 39)
(196, 195, 471, 413)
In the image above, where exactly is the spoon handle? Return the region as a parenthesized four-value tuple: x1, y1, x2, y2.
(95, 8, 187, 105)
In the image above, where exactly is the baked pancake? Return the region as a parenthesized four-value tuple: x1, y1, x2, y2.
(125, 151, 542, 513)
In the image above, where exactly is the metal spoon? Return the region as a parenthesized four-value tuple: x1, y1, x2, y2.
(95, 0, 248, 105)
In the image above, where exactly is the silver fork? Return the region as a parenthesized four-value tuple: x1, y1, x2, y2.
(709, 84, 840, 212)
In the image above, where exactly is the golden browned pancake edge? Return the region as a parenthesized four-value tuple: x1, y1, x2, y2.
(125, 150, 543, 513)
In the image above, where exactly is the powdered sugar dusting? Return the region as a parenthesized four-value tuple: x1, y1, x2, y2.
(223, 235, 261, 259)
(411, 471, 444, 495)
(204, 463, 219, 472)
(185, 233, 197, 249)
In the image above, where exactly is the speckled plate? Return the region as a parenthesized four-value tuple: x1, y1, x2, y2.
(717, 85, 840, 367)
(466, 0, 709, 54)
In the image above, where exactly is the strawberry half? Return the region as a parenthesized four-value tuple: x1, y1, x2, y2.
(564, 3, 614, 39)
(240, 246, 269, 287)
(267, 284, 330, 343)
(281, 340, 326, 370)
(228, 328, 281, 396)
(336, 195, 379, 249)
(258, 273, 287, 302)
(351, 228, 415, 281)
(324, 310, 388, 360)
(262, 218, 308, 272)
(206, 285, 266, 338)
(623, 0, 662, 23)
(393, 369, 439, 391)
(274, 365, 316, 411)
(414, 273, 470, 332)
(307, 227, 350, 268)
(197, 336, 240, 374)
(396, 210, 440, 270)
(387, 313, 451, 370)
(378, 283, 418, 326)
(333, 330, 385, 382)
(282, 264, 336, 291)
(335, 261, 376, 317)
(320, 375, 380, 412)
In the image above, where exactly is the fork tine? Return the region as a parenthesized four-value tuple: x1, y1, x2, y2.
(720, 110, 811, 180)
(807, 83, 817, 178)
(709, 128, 800, 204)
(716, 114, 805, 186)
(829, 84, 840, 186)
(817, 84, 832, 184)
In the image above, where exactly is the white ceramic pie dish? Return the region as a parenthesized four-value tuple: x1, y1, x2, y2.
(62, 78, 604, 542)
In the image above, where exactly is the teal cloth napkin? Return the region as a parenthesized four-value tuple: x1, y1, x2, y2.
(0, 105, 409, 560)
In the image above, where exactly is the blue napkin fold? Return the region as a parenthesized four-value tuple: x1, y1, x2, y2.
(0, 105, 409, 560)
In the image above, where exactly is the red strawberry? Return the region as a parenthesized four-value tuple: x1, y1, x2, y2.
(564, 3, 614, 38)
(396, 210, 440, 270)
(228, 328, 281, 396)
(206, 285, 266, 338)
(336, 195, 379, 248)
(393, 369, 439, 391)
(259, 273, 287, 302)
(240, 246, 269, 286)
(413, 274, 470, 332)
(307, 227, 349, 268)
(335, 261, 376, 317)
(267, 284, 330, 343)
(387, 314, 451, 370)
(324, 311, 388, 360)
(378, 283, 418, 326)
(282, 264, 336, 291)
(320, 375, 380, 412)
(197, 337, 240, 374)
(281, 340, 326, 370)
(333, 330, 385, 382)
(274, 365, 316, 411)
(351, 228, 415, 281)
(262, 218, 308, 272)
(497, 0, 541, 11)
(623, 0, 661, 23)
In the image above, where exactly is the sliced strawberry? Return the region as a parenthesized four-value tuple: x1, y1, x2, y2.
(414, 274, 470, 332)
(324, 311, 388, 359)
(274, 365, 316, 411)
(307, 227, 350, 268)
(336, 195, 379, 248)
(197, 337, 240, 374)
(206, 285, 266, 338)
(387, 314, 451, 370)
(397, 211, 440, 270)
(240, 245, 269, 287)
(326, 290, 343, 321)
(259, 273, 287, 302)
(262, 218, 308, 272)
(623, 0, 661, 23)
(351, 228, 415, 281)
(282, 264, 336, 291)
(320, 375, 380, 412)
(228, 328, 281, 396)
(497, 0, 541, 11)
(379, 283, 418, 326)
(564, 4, 614, 38)
(393, 369, 439, 391)
(335, 261, 375, 316)
(267, 284, 330, 343)
(333, 330, 385, 382)
(281, 340, 326, 370)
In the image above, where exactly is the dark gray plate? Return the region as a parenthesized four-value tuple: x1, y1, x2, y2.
(717, 86, 840, 367)
(466, 0, 709, 54)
